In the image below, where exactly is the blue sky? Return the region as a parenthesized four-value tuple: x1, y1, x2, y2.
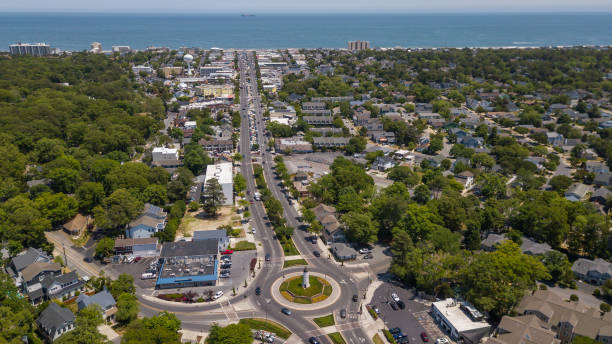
(3, 0, 612, 13)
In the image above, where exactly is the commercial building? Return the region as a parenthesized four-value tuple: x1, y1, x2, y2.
(348, 41, 370, 51)
(9, 42, 51, 56)
(431, 298, 491, 344)
(90, 42, 102, 54)
(196, 84, 234, 98)
(132, 65, 153, 74)
(111, 45, 131, 54)
(204, 163, 233, 206)
(200, 66, 224, 76)
(155, 239, 219, 289)
(312, 137, 350, 148)
(114, 237, 160, 257)
(152, 147, 179, 162)
(275, 137, 313, 153)
(193, 229, 230, 251)
(162, 66, 184, 79)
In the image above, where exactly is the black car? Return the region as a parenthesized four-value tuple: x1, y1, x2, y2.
(308, 337, 320, 344)
(353, 294, 359, 302)
(390, 301, 399, 310)
(397, 300, 406, 309)
(281, 308, 292, 315)
(363, 253, 374, 259)
(255, 287, 261, 295)
(83, 257, 93, 263)
(389, 328, 401, 335)
(265, 254, 271, 261)
(313, 250, 320, 257)
(340, 309, 346, 318)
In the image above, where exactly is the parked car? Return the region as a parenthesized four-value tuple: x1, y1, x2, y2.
(390, 302, 398, 311)
(363, 253, 374, 259)
(420, 332, 429, 342)
(372, 305, 380, 314)
(340, 309, 346, 318)
(134, 256, 142, 263)
(219, 272, 231, 278)
(212, 291, 224, 300)
(221, 249, 234, 255)
(83, 257, 93, 263)
(391, 293, 400, 302)
(390, 328, 401, 335)
(436, 339, 449, 344)
(265, 254, 271, 261)
(358, 248, 371, 254)
(281, 308, 292, 315)
(353, 294, 359, 302)
(313, 250, 320, 257)
(397, 300, 406, 309)
(255, 287, 261, 295)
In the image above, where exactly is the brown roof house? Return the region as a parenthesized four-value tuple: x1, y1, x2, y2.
(62, 214, 89, 236)
(312, 204, 345, 244)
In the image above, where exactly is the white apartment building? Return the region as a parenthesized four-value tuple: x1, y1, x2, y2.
(204, 163, 233, 206)
(152, 147, 179, 162)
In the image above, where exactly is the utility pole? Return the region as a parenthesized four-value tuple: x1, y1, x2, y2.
(62, 243, 68, 269)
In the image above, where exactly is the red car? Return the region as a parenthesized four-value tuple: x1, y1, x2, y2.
(221, 249, 234, 255)
(420, 332, 429, 342)
(134, 257, 142, 263)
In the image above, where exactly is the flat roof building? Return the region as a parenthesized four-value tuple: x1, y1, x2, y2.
(9, 42, 51, 56)
(348, 41, 370, 51)
(152, 147, 179, 162)
(431, 298, 491, 344)
(204, 163, 233, 206)
(155, 239, 219, 289)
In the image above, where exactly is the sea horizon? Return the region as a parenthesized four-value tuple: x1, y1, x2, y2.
(2, 12, 612, 51)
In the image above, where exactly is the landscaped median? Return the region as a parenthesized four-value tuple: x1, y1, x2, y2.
(328, 332, 347, 344)
(238, 318, 291, 339)
(313, 314, 335, 328)
(283, 258, 308, 268)
(279, 276, 332, 304)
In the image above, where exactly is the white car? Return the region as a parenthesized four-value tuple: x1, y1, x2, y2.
(436, 338, 449, 344)
(251, 228, 256, 234)
(391, 293, 400, 302)
(359, 248, 371, 254)
(212, 290, 224, 300)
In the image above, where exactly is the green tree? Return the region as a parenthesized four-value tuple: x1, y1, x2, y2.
(109, 274, 136, 299)
(345, 136, 366, 155)
(183, 144, 212, 175)
(76, 182, 106, 213)
(540, 250, 574, 286)
(206, 323, 253, 344)
(95, 237, 115, 258)
(115, 293, 139, 325)
(388, 166, 420, 187)
(462, 241, 549, 320)
(143, 184, 168, 206)
(35, 192, 78, 226)
(94, 189, 142, 230)
(414, 184, 431, 204)
(47, 167, 80, 193)
(342, 211, 378, 244)
(477, 173, 506, 199)
(121, 312, 181, 344)
(549, 175, 573, 195)
(234, 173, 247, 193)
(201, 178, 226, 216)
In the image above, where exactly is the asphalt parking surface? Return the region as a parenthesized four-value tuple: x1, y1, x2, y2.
(372, 282, 430, 344)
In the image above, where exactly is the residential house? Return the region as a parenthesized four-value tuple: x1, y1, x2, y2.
(302, 102, 326, 111)
(198, 138, 233, 152)
(572, 258, 612, 285)
(62, 214, 89, 236)
(515, 289, 612, 343)
(594, 172, 612, 187)
(489, 314, 560, 344)
(77, 289, 117, 323)
(455, 171, 475, 189)
(331, 243, 358, 261)
(564, 183, 589, 202)
(293, 181, 310, 197)
(372, 156, 396, 171)
(21, 262, 62, 288)
(312, 137, 349, 148)
(459, 135, 484, 149)
(37, 303, 76, 342)
(586, 161, 610, 174)
(312, 204, 344, 244)
(520, 237, 553, 256)
(364, 118, 384, 131)
(6, 247, 52, 279)
(369, 130, 396, 144)
(42, 271, 85, 301)
(304, 116, 333, 126)
(590, 188, 611, 205)
(353, 114, 372, 126)
(546, 132, 564, 146)
(481, 233, 507, 251)
(126, 203, 167, 238)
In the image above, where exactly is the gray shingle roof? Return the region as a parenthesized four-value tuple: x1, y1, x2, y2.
(11, 247, 51, 273)
(37, 302, 75, 336)
(77, 289, 116, 311)
(193, 229, 227, 241)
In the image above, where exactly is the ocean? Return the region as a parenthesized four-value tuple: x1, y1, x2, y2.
(1, 13, 612, 51)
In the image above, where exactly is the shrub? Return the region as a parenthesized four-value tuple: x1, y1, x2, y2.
(570, 294, 579, 302)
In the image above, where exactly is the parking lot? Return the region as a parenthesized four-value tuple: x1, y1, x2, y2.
(371, 282, 431, 343)
(110, 251, 258, 293)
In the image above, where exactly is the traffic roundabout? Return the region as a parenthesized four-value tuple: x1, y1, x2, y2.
(270, 270, 341, 310)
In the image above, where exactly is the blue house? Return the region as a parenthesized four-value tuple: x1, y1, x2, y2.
(125, 203, 167, 238)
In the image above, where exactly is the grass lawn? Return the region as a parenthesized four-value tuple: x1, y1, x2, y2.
(283, 259, 308, 268)
(313, 314, 335, 328)
(286, 276, 323, 297)
(328, 332, 346, 344)
(239, 318, 291, 339)
(281, 238, 300, 255)
(372, 334, 384, 344)
(232, 241, 256, 251)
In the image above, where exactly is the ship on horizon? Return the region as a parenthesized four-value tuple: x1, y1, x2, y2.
(241, 14, 256, 17)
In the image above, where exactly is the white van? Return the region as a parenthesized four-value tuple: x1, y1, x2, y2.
(141, 272, 156, 280)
